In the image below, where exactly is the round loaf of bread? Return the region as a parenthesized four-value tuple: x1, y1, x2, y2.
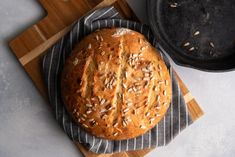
(61, 28, 172, 140)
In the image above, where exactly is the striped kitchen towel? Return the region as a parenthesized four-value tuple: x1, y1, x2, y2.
(42, 6, 193, 154)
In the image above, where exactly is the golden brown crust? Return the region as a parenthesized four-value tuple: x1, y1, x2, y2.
(61, 28, 172, 140)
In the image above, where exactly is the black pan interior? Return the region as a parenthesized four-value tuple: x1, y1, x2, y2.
(147, 0, 235, 71)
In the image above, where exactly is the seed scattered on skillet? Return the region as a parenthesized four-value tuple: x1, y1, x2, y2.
(183, 42, 190, 47)
(189, 47, 195, 51)
(193, 31, 200, 36)
(170, 2, 178, 8)
(210, 42, 215, 48)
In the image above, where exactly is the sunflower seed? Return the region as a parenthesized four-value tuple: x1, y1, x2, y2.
(113, 122, 118, 127)
(95, 35, 99, 41)
(100, 36, 103, 41)
(143, 77, 150, 81)
(158, 64, 162, 70)
(133, 54, 138, 57)
(123, 108, 129, 113)
(153, 86, 158, 91)
(109, 55, 112, 60)
(133, 87, 137, 92)
(170, 2, 178, 8)
(193, 31, 200, 36)
(189, 47, 195, 51)
(91, 97, 96, 101)
(156, 106, 161, 110)
(156, 95, 160, 101)
(163, 90, 167, 96)
(113, 132, 118, 136)
(72, 58, 78, 66)
(88, 118, 95, 122)
(122, 120, 127, 127)
(91, 121, 97, 126)
(100, 109, 107, 113)
(101, 51, 105, 56)
(88, 43, 92, 49)
(145, 73, 150, 77)
(183, 42, 190, 47)
(73, 109, 77, 114)
(86, 104, 92, 108)
(86, 110, 92, 114)
(127, 88, 133, 93)
(100, 98, 106, 105)
(141, 68, 149, 73)
(127, 102, 133, 106)
(82, 124, 89, 128)
(140, 125, 146, 129)
(210, 42, 215, 48)
(145, 112, 150, 117)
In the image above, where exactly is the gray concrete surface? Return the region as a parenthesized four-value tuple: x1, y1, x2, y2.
(0, 0, 235, 157)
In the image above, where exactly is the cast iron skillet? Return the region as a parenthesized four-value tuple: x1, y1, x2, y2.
(147, 0, 235, 72)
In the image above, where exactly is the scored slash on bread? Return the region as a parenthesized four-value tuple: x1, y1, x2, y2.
(61, 28, 172, 140)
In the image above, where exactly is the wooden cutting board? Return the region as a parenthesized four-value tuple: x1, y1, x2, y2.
(9, 0, 204, 156)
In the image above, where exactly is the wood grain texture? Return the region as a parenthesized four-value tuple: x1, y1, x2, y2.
(8, 0, 204, 156)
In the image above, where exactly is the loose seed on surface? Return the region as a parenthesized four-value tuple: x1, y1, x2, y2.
(210, 42, 215, 48)
(170, 2, 178, 8)
(183, 42, 190, 47)
(193, 31, 200, 36)
(189, 47, 195, 51)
